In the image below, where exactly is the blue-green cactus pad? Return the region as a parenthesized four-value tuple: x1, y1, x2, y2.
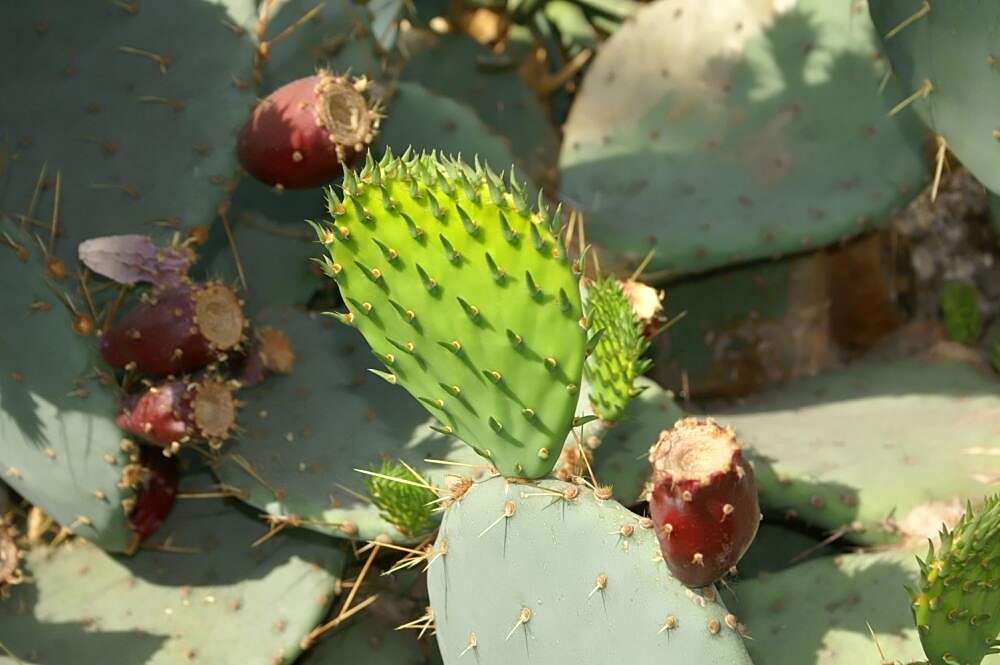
(559, 0, 926, 278)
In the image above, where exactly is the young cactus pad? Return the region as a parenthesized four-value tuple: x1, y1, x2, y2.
(427, 475, 754, 664)
(912, 496, 1000, 665)
(584, 276, 652, 422)
(316, 150, 587, 479)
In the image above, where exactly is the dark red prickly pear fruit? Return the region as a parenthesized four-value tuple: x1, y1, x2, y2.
(236, 70, 381, 189)
(126, 449, 179, 547)
(117, 376, 238, 451)
(648, 418, 760, 587)
(100, 281, 246, 376)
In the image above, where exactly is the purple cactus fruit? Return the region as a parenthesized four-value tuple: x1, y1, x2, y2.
(117, 376, 238, 452)
(236, 71, 381, 189)
(100, 281, 246, 376)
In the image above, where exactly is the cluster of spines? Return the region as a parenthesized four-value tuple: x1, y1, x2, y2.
(312, 147, 590, 478)
(911, 495, 1000, 665)
(585, 276, 651, 422)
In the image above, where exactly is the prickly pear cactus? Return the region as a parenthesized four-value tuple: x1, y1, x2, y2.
(559, 0, 925, 278)
(870, 1, 1000, 196)
(734, 550, 935, 665)
(0, 467, 346, 665)
(427, 475, 754, 664)
(0, 230, 135, 551)
(585, 276, 652, 422)
(316, 150, 588, 478)
(913, 496, 1000, 665)
(0, 0, 256, 265)
(212, 306, 483, 543)
(715, 355, 1000, 545)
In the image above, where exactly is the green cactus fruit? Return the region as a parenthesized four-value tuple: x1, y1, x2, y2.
(940, 281, 982, 345)
(869, 1, 1000, 197)
(0, 466, 346, 665)
(316, 149, 587, 479)
(584, 276, 652, 422)
(427, 475, 754, 664)
(0, 0, 256, 266)
(912, 497, 1000, 665)
(366, 459, 438, 538)
(715, 355, 1000, 546)
(560, 0, 925, 279)
(211, 306, 483, 544)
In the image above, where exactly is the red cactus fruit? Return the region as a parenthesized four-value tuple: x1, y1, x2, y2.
(126, 449, 179, 549)
(648, 418, 760, 587)
(100, 281, 246, 376)
(117, 376, 238, 452)
(236, 70, 381, 189)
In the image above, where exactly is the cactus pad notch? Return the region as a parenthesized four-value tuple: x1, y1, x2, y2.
(317, 149, 587, 479)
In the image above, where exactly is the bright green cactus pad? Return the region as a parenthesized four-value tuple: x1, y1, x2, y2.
(584, 277, 651, 422)
(317, 150, 587, 478)
(428, 475, 754, 664)
(732, 550, 996, 665)
(212, 306, 482, 543)
(0, 0, 256, 264)
(913, 496, 1000, 665)
(559, 0, 925, 278)
(0, 468, 346, 665)
(713, 354, 1000, 545)
(870, 1, 1000, 196)
(0, 229, 134, 552)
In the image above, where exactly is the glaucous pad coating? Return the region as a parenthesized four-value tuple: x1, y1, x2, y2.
(585, 276, 652, 422)
(715, 355, 1000, 546)
(428, 475, 754, 665)
(0, 467, 346, 665)
(870, 0, 1000, 196)
(648, 418, 761, 587)
(317, 149, 587, 478)
(913, 496, 1000, 665)
(0, 0, 255, 266)
(0, 229, 135, 551)
(559, 0, 925, 278)
(735, 550, 939, 665)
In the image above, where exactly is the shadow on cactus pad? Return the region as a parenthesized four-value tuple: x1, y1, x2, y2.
(0, 466, 345, 665)
(559, 0, 925, 279)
